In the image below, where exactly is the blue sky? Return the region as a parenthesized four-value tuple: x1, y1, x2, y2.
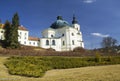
(0, 0, 120, 49)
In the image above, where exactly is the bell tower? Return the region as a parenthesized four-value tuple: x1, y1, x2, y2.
(72, 15, 80, 31)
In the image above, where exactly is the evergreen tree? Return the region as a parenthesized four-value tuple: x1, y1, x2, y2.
(4, 20, 11, 47)
(10, 13, 20, 48)
(4, 13, 20, 48)
(0, 19, 2, 27)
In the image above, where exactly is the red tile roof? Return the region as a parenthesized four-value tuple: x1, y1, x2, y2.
(29, 36, 39, 41)
(0, 24, 28, 31)
(18, 26, 28, 31)
(0, 24, 4, 29)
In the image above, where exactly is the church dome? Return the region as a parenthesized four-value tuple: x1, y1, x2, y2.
(50, 16, 70, 29)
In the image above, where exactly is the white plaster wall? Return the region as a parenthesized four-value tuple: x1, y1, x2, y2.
(42, 28, 55, 38)
(28, 40, 39, 47)
(18, 30, 29, 45)
(0, 28, 40, 47)
(72, 24, 80, 31)
(0, 29, 5, 40)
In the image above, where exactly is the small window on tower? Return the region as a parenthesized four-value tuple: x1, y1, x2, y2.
(51, 35, 53, 37)
(77, 28, 78, 30)
(72, 40, 74, 45)
(72, 33, 74, 36)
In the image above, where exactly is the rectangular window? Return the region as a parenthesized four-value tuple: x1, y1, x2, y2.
(25, 37, 26, 39)
(19, 36, 21, 39)
(24, 41, 26, 44)
(33, 42, 35, 45)
(29, 42, 31, 45)
(25, 33, 27, 36)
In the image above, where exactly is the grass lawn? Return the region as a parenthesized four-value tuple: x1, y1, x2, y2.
(0, 56, 120, 81)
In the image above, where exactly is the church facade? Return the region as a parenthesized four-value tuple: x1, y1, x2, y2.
(0, 15, 84, 51)
(40, 16, 84, 51)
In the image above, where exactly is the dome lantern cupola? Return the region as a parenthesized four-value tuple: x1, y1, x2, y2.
(72, 15, 78, 24)
(57, 16, 63, 20)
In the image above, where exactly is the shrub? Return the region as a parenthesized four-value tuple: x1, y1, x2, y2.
(46, 48, 55, 51)
(73, 47, 85, 53)
(95, 52, 102, 63)
(4, 56, 120, 78)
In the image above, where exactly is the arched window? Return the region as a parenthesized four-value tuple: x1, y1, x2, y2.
(52, 40, 55, 45)
(63, 41, 65, 45)
(46, 40, 49, 45)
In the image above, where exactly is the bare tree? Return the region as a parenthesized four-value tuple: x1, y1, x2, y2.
(101, 37, 118, 48)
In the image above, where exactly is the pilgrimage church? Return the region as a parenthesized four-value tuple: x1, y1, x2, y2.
(0, 15, 84, 51)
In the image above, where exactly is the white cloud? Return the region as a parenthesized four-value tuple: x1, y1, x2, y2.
(91, 33, 109, 38)
(83, 0, 96, 3)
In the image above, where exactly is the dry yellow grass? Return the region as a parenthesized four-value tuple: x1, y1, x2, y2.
(0, 56, 120, 81)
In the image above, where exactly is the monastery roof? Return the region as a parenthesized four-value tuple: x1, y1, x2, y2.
(29, 36, 39, 41)
(18, 26, 28, 31)
(0, 24, 28, 31)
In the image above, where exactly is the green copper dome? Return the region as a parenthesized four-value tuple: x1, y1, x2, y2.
(50, 16, 70, 29)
